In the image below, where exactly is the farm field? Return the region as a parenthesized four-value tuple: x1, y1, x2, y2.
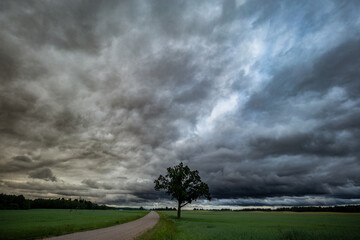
(141, 211, 360, 240)
(0, 209, 147, 240)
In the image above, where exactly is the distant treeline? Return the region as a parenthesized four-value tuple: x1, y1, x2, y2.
(193, 205, 360, 212)
(153, 206, 177, 211)
(0, 193, 108, 210)
(275, 205, 360, 212)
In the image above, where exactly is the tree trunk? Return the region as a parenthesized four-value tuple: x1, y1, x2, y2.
(177, 201, 181, 219)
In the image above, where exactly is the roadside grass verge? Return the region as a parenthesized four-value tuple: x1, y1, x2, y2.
(0, 209, 148, 240)
(137, 212, 176, 240)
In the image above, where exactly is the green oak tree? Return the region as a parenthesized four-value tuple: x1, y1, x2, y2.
(154, 162, 211, 218)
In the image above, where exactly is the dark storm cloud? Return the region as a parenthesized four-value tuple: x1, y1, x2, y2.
(297, 40, 360, 97)
(246, 39, 360, 113)
(29, 168, 57, 182)
(0, 35, 21, 82)
(82, 179, 113, 190)
(13, 156, 32, 163)
(248, 131, 359, 159)
(0, 0, 103, 53)
(0, 0, 359, 207)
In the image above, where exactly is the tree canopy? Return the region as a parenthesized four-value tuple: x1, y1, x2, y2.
(154, 162, 211, 218)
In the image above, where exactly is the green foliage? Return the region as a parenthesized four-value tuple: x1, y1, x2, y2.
(31, 198, 107, 209)
(137, 212, 176, 240)
(154, 162, 210, 218)
(0, 194, 29, 209)
(154, 211, 360, 240)
(154, 163, 211, 203)
(0, 209, 147, 240)
(0, 193, 108, 210)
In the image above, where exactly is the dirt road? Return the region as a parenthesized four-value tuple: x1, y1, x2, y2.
(43, 211, 159, 240)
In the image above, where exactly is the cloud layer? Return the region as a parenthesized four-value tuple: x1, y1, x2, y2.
(0, 0, 359, 207)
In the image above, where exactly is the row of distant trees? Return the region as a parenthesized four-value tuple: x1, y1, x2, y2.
(193, 205, 360, 212)
(0, 193, 108, 210)
(152, 206, 177, 211)
(275, 205, 360, 212)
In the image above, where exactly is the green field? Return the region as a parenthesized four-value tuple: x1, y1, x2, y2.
(0, 209, 147, 240)
(2, 210, 360, 240)
(140, 211, 360, 240)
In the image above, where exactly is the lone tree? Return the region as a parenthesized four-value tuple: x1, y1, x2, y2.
(154, 162, 211, 218)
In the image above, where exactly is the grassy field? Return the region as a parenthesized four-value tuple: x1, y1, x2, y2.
(0, 209, 147, 240)
(2, 209, 360, 240)
(141, 211, 360, 240)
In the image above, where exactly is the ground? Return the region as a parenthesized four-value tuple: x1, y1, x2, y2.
(140, 210, 360, 240)
(0, 209, 147, 240)
(2, 209, 360, 240)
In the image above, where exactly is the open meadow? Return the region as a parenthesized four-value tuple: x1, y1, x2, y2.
(2, 209, 360, 240)
(139, 211, 360, 240)
(0, 209, 147, 240)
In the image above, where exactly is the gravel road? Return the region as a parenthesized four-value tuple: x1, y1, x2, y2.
(43, 211, 159, 240)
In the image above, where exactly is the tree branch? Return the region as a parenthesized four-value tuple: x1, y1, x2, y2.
(180, 202, 189, 208)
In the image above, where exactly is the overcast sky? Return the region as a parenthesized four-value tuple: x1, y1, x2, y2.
(1, 0, 359, 208)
